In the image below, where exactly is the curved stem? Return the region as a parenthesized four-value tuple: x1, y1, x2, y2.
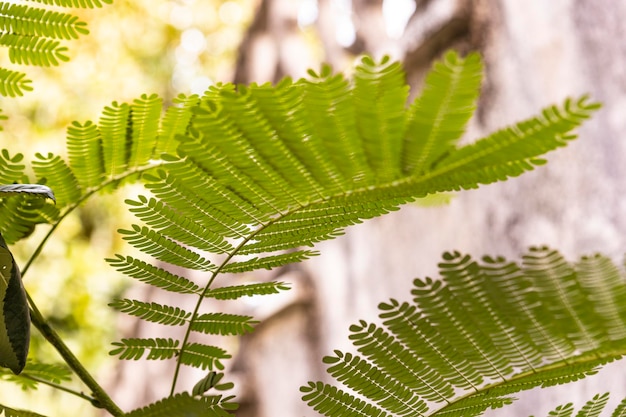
(28, 292, 124, 416)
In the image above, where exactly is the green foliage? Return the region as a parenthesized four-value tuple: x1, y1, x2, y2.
(0, 0, 110, 99)
(0, 50, 606, 416)
(301, 248, 626, 417)
(0, 404, 48, 417)
(0, 360, 71, 390)
(125, 392, 237, 417)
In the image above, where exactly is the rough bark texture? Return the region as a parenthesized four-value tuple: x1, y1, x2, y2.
(110, 0, 626, 415)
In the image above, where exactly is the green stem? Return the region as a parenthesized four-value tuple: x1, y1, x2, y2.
(28, 293, 124, 416)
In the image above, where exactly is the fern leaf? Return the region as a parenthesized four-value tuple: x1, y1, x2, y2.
(118, 225, 216, 272)
(109, 299, 191, 326)
(612, 398, 626, 417)
(0, 4, 89, 40)
(0, 69, 32, 97)
(0, 193, 59, 243)
(100, 101, 131, 177)
(246, 79, 333, 196)
(300, 381, 393, 417)
(300, 69, 369, 190)
(125, 195, 234, 254)
(144, 166, 262, 239)
(220, 250, 318, 273)
(0, 151, 26, 184)
(32, 153, 80, 206)
(353, 56, 409, 181)
(323, 350, 429, 415)
(192, 372, 234, 396)
(547, 403, 575, 417)
(109, 338, 179, 361)
(417, 96, 601, 193)
(204, 281, 290, 300)
(403, 50, 482, 174)
(347, 322, 455, 402)
(0, 360, 71, 390)
(128, 94, 162, 168)
(432, 394, 513, 417)
(105, 255, 202, 295)
(154, 93, 199, 157)
(190, 313, 258, 336)
(179, 343, 231, 371)
(0, 404, 49, 417)
(1, 34, 69, 66)
(574, 393, 610, 417)
(304, 248, 626, 417)
(67, 120, 104, 189)
(125, 392, 237, 417)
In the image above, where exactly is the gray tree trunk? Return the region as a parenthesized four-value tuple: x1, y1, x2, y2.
(110, 0, 626, 415)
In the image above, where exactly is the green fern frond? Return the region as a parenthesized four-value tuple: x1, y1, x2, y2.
(0, 193, 58, 242)
(0, 151, 26, 184)
(190, 313, 258, 336)
(105, 255, 202, 295)
(125, 195, 234, 254)
(0, 4, 89, 39)
(0, 69, 32, 97)
(118, 225, 216, 272)
(300, 381, 393, 417)
(100, 101, 131, 177)
(0, 360, 71, 390)
(0, 404, 49, 417)
(128, 94, 163, 168)
(323, 350, 430, 415)
(109, 299, 191, 326)
(125, 392, 237, 417)
(102, 52, 599, 391)
(303, 248, 626, 417)
(25, 0, 113, 8)
(530, 393, 610, 417)
(611, 397, 626, 417)
(1, 34, 69, 66)
(109, 338, 179, 361)
(192, 372, 234, 396)
(32, 152, 80, 207)
(352, 56, 409, 182)
(403, 50, 482, 174)
(67, 121, 105, 189)
(575, 393, 610, 417)
(204, 281, 290, 300)
(179, 343, 231, 371)
(220, 250, 318, 273)
(154, 93, 199, 157)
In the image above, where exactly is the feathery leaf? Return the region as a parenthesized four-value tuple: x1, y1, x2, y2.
(304, 248, 626, 417)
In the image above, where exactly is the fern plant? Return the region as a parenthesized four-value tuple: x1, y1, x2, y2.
(301, 247, 626, 417)
(0, 50, 606, 416)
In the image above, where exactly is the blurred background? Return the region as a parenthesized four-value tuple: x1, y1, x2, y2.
(1, 0, 626, 416)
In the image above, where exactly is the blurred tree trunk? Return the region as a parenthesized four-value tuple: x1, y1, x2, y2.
(229, 0, 626, 416)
